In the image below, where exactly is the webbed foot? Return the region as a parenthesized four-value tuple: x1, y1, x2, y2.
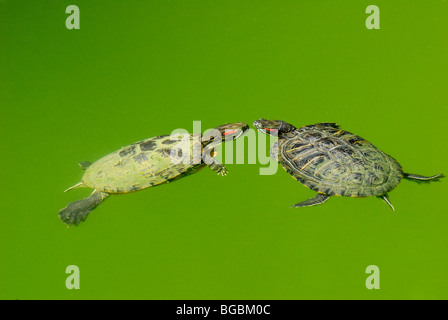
(58, 190, 109, 227)
(209, 163, 228, 176)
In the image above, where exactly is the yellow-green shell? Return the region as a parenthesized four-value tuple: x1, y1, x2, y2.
(82, 134, 205, 194)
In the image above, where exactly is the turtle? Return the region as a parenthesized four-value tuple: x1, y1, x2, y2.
(254, 119, 444, 210)
(58, 122, 249, 226)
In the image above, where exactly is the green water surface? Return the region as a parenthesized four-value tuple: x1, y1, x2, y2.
(1, 0, 447, 299)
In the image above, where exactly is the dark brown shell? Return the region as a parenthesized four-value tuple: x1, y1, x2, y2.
(275, 123, 403, 197)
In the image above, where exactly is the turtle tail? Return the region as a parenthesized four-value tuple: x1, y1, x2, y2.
(58, 190, 109, 227)
(403, 173, 445, 184)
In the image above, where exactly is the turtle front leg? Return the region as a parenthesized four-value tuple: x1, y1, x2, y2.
(203, 146, 228, 176)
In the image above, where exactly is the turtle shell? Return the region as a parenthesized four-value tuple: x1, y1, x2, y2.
(275, 123, 403, 197)
(82, 134, 205, 194)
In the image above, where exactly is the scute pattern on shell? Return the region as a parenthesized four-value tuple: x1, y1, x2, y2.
(276, 123, 403, 197)
(82, 134, 205, 194)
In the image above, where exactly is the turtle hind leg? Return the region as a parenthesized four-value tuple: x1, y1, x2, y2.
(378, 193, 395, 211)
(58, 190, 109, 227)
(403, 173, 445, 183)
(291, 193, 330, 208)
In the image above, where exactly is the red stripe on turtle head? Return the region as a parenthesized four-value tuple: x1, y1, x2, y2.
(223, 129, 239, 136)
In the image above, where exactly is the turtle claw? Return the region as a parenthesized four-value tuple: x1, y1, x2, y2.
(58, 202, 91, 226)
(209, 163, 228, 176)
(218, 167, 229, 176)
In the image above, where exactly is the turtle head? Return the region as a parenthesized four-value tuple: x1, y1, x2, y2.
(253, 119, 296, 137)
(201, 122, 249, 145)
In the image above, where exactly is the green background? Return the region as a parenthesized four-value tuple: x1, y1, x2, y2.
(1, 0, 447, 300)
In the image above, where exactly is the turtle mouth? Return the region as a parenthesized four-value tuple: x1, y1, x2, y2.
(238, 123, 250, 138)
(253, 119, 279, 136)
(228, 127, 246, 141)
(253, 119, 266, 132)
(221, 123, 249, 141)
(253, 120, 261, 129)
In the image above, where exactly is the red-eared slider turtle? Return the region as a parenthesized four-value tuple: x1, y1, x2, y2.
(254, 119, 444, 210)
(59, 122, 249, 226)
